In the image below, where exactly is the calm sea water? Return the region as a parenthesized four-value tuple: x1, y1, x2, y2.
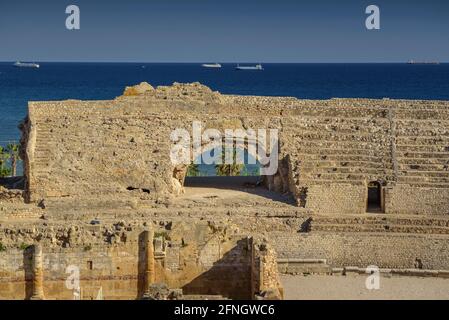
(1, 62, 449, 144)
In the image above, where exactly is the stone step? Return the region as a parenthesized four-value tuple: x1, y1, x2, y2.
(397, 145, 449, 152)
(301, 166, 393, 175)
(302, 160, 391, 168)
(36, 127, 53, 131)
(310, 216, 449, 227)
(398, 158, 449, 165)
(285, 126, 389, 135)
(398, 164, 449, 171)
(396, 111, 449, 120)
(396, 151, 449, 159)
(300, 172, 395, 181)
(291, 132, 390, 143)
(310, 223, 449, 235)
(36, 138, 55, 143)
(396, 137, 449, 144)
(396, 182, 449, 188)
(277, 258, 331, 275)
(285, 108, 389, 118)
(395, 105, 449, 111)
(397, 132, 449, 138)
(397, 176, 449, 184)
(398, 170, 449, 177)
(295, 150, 391, 159)
(294, 153, 389, 162)
(296, 179, 367, 186)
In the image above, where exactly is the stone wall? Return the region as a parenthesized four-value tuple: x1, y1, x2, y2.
(306, 183, 367, 214)
(271, 231, 449, 270)
(0, 220, 282, 300)
(20, 82, 449, 215)
(386, 185, 449, 215)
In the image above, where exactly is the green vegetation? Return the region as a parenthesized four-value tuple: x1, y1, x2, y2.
(84, 244, 92, 251)
(6, 143, 20, 177)
(240, 166, 260, 177)
(19, 243, 31, 250)
(215, 147, 244, 176)
(0, 142, 21, 178)
(0, 242, 6, 252)
(186, 163, 200, 177)
(186, 148, 260, 177)
(0, 146, 11, 177)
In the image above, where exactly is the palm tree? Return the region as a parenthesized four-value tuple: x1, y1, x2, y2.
(215, 147, 244, 176)
(0, 146, 11, 178)
(187, 163, 200, 177)
(6, 143, 20, 177)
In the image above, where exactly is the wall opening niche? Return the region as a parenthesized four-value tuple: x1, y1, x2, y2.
(366, 181, 384, 213)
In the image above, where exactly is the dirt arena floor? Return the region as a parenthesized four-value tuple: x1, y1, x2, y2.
(281, 274, 449, 300)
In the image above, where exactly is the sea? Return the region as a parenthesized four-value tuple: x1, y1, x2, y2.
(1, 62, 448, 147)
(0, 62, 449, 145)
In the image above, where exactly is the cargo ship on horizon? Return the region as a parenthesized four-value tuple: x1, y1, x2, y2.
(235, 64, 264, 70)
(13, 61, 40, 68)
(407, 60, 440, 65)
(201, 63, 222, 68)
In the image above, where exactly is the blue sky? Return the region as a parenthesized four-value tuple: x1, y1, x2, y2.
(0, 0, 448, 62)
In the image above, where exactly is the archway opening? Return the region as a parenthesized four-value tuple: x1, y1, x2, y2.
(367, 181, 383, 213)
(184, 146, 262, 188)
(177, 146, 293, 206)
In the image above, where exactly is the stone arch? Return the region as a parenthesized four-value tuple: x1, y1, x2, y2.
(170, 130, 293, 196)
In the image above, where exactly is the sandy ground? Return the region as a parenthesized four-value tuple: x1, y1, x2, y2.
(281, 274, 449, 300)
(180, 176, 295, 206)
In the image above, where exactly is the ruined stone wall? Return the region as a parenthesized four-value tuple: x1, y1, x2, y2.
(0, 219, 279, 300)
(22, 83, 449, 215)
(253, 241, 284, 299)
(23, 84, 285, 209)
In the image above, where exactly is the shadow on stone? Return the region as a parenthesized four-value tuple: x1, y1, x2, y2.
(182, 239, 253, 300)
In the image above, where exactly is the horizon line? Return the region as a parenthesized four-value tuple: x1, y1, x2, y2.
(1, 61, 448, 64)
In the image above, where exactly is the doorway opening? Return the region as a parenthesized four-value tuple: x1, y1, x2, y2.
(366, 181, 383, 213)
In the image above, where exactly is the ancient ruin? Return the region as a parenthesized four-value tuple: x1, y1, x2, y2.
(1, 82, 449, 299)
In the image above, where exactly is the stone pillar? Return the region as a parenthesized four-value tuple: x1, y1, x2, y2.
(30, 244, 45, 300)
(248, 237, 256, 300)
(143, 230, 155, 291)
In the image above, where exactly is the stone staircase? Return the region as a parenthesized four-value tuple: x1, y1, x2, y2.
(283, 102, 449, 190)
(32, 122, 55, 192)
(394, 104, 449, 188)
(283, 104, 395, 187)
(308, 215, 449, 235)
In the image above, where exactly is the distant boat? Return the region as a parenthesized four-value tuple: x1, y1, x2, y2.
(202, 63, 222, 68)
(14, 61, 40, 68)
(236, 64, 263, 71)
(407, 60, 439, 65)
